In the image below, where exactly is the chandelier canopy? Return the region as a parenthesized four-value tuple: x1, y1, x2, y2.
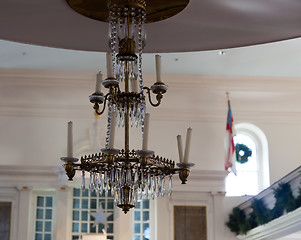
(61, 0, 194, 214)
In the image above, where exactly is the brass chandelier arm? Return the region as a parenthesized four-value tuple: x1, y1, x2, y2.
(143, 87, 162, 107)
(93, 93, 110, 115)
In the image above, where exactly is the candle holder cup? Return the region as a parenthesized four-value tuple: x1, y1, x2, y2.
(61, 157, 79, 181)
(136, 150, 155, 166)
(101, 148, 120, 164)
(102, 78, 119, 89)
(150, 82, 168, 94)
(176, 162, 195, 184)
(89, 92, 105, 104)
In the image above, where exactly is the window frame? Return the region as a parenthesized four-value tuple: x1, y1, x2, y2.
(31, 189, 57, 240)
(71, 187, 115, 240)
(226, 123, 270, 196)
(0, 187, 18, 240)
(130, 199, 155, 240)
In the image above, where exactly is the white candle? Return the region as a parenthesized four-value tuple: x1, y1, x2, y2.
(109, 111, 116, 149)
(95, 72, 102, 93)
(177, 135, 184, 163)
(142, 113, 150, 150)
(183, 127, 192, 163)
(106, 52, 114, 79)
(155, 54, 162, 83)
(67, 121, 73, 157)
(131, 79, 138, 93)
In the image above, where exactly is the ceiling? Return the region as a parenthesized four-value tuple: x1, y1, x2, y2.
(2, 37, 301, 78)
(1, 0, 301, 77)
(2, 0, 301, 53)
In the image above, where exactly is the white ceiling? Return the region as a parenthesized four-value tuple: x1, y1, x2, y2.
(1, 37, 301, 77)
(3, 0, 301, 52)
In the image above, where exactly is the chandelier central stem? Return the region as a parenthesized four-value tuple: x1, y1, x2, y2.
(125, 61, 130, 154)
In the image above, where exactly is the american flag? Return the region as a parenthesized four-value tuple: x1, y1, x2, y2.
(225, 99, 237, 174)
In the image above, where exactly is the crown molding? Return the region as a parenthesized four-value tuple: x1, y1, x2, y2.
(1, 68, 301, 92)
(1, 69, 301, 123)
(0, 165, 65, 189)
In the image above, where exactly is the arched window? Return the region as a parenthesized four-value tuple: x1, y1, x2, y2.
(225, 123, 270, 196)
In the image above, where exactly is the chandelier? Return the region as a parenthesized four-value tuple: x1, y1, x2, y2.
(61, 0, 194, 214)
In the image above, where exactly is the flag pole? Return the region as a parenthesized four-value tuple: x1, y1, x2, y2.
(226, 91, 230, 103)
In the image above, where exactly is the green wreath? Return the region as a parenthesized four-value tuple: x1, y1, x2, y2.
(235, 143, 252, 164)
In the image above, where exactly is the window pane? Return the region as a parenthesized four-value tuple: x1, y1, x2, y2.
(82, 189, 89, 197)
(134, 236, 141, 240)
(45, 209, 52, 219)
(82, 199, 88, 209)
(90, 223, 96, 233)
(73, 211, 79, 221)
(134, 211, 140, 221)
(81, 211, 88, 221)
(73, 223, 79, 233)
(37, 197, 44, 207)
(107, 223, 113, 233)
(100, 201, 105, 209)
(46, 197, 53, 207)
(108, 199, 114, 209)
(143, 223, 149, 232)
(81, 223, 88, 233)
(45, 221, 52, 232)
(98, 224, 105, 232)
(142, 211, 149, 221)
(73, 188, 80, 197)
(44, 233, 51, 240)
(90, 199, 97, 209)
(73, 199, 80, 209)
(36, 221, 43, 232)
(134, 223, 140, 233)
(35, 233, 43, 240)
(36, 209, 43, 219)
(108, 213, 114, 221)
(142, 200, 149, 209)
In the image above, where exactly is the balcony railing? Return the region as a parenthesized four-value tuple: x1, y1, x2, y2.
(227, 165, 301, 239)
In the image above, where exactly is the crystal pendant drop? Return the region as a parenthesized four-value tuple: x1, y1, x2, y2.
(98, 173, 103, 195)
(81, 171, 86, 191)
(95, 173, 99, 193)
(115, 168, 119, 187)
(152, 175, 156, 200)
(100, 175, 104, 195)
(104, 170, 108, 188)
(156, 176, 160, 197)
(161, 176, 165, 197)
(126, 168, 132, 185)
(168, 174, 173, 197)
(110, 169, 115, 188)
(111, 185, 115, 197)
(89, 172, 95, 192)
(105, 184, 109, 197)
(134, 170, 139, 186)
(121, 169, 125, 185)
